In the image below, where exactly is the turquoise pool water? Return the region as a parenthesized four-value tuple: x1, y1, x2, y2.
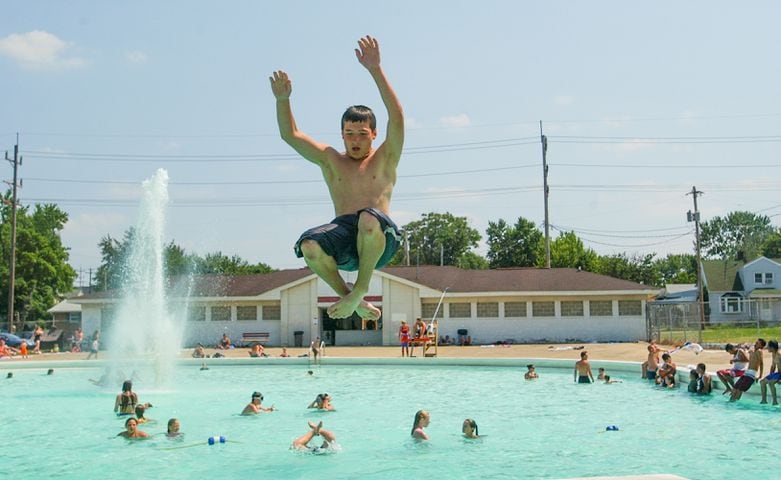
(2, 363, 778, 479)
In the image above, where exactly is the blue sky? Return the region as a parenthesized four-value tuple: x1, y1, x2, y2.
(2, 1, 780, 284)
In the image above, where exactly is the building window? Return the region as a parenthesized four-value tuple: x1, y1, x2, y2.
(755, 272, 774, 285)
(561, 301, 584, 317)
(449, 302, 471, 318)
(589, 301, 613, 316)
(188, 306, 206, 322)
(211, 306, 231, 321)
(755, 272, 763, 284)
(720, 293, 744, 313)
(765, 273, 774, 284)
(67, 312, 82, 323)
(421, 303, 443, 319)
(263, 305, 281, 320)
(476, 302, 499, 317)
(236, 306, 257, 321)
(532, 301, 555, 317)
(618, 300, 642, 316)
(504, 301, 527, 317)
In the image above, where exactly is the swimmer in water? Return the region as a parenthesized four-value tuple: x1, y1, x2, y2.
(462, 418, 479, 438)
(291, 421, 337, 452)
(307, 393, 335, 411)
(117, 417, 149, 439)
(524, 364, 538, 380)
(241, 391, 275, 415)
(166, 418, 182, 438)
(411, 410, 430, 441)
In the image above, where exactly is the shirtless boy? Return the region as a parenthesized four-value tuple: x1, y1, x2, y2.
(641, 343, 661, 380)
(730, 338, 765, 402)
(760, 340, 781, 405)
(574, 351, 594, 384)
(270, 36, 403, 321)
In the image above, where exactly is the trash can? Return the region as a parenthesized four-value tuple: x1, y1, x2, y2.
(294, 331, 304, 348)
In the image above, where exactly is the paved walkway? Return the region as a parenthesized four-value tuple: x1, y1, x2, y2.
(5, 342, 737, 370)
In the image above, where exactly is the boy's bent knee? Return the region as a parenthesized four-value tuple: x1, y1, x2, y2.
(357, 211, 381, 234)
(299, 239, 323, 259)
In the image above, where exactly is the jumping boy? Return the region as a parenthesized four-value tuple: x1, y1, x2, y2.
(270, 36, 403, 321)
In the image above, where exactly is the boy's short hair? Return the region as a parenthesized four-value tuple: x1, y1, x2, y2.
(342, 105, 376, 130)
(768, 340, 778, 351)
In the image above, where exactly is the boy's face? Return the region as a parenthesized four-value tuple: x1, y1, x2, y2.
(342, 121, 377, 160)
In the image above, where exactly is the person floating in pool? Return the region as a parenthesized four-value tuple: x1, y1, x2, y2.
(270, 35, 404, 322)
(291, 421, 337, 453)
(117, 417, 149, 440)
(462, 418, 479, 439)
(241, 391, 275, 415)
(524, 364, 538, 380)
(574, 351, 594, 384)
(166, 418, 182, 439)
(307, 393, 335, 411)
(730, 338, 765, 403)
(410, 410, 430, 441)
(760, 340, 780, 405)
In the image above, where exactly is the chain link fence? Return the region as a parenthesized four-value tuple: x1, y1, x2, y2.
(648, 299, 781, 345)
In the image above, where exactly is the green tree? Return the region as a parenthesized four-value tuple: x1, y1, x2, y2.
(542, 231, 599, 270)
(194, 252, 274, 275)
(596, 252, 661, 286)
(485, 217, 543, 268)
(700, 211, 774, 260)
(654, 253, 697, 285)
(761, 229, 781, 259)
(0, 198, 76, 325)
(392, 212, 481, 266)
(456, 251, 489, 270)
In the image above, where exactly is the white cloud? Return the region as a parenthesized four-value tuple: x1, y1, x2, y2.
(405, 117, 421, 129)
(553, 95, 575, 106)
(125, 50, 147, 64)
(0, 31, 86, 70)
(439, 113, 471, 128)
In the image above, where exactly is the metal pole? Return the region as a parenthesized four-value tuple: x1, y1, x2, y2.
(687, 186, 706, 344)
(540, 121, 550, 268)
(5, 135, 20, 332)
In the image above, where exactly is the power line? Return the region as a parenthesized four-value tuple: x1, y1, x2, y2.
(552, 162, 781, 169)
(551, 134, 781, 144)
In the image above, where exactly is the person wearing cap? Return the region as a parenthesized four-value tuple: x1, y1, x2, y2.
(241, 391, 275, 415)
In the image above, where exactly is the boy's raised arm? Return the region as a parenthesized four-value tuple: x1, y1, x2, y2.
(270, 70, 332, 166)
(355, 36, 404, 162)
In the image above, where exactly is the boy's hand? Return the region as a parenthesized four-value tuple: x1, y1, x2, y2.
(269, 70, 292, 100)
(355, 36, 380, 70)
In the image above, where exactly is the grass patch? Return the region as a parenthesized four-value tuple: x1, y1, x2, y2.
(657, 324, 781, 344)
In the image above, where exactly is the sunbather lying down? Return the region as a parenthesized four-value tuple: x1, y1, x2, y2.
(548, 345, 585, 351)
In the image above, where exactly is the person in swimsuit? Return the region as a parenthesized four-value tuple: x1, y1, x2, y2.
(241, 391, 275, 415)
(462, 418, 479, 439)
(524, 364, 539, 380)
(730, 338, 765, 402)
(399, 320, 411, 357)
(717, 343, 749, 394)
(411, 410, 430, 440)
(134, 404, 154, 424)
(656, 353, 677, 388)
(33, 325, 44, 354)
(166, 418, 182, 439)
(642, 343, 661, 380)
(117, 417, 149, 440)
(308, 393, 335, 411)
(291, 421, 337, 453)
(114, 380, 139, 415)
(760, 340, 781, 405)
(574, 351, 594, 384)
(271, 35, 404, 322)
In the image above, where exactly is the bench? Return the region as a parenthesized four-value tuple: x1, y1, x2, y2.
(240, 332, 270, 347)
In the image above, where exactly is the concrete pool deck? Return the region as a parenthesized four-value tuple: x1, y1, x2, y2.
(2, 342, 739, 371)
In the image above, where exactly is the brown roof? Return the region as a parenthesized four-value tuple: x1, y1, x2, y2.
(78, 268, 313, 300)
(380, 265, 654, 293)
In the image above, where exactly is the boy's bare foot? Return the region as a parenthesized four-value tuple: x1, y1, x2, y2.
(356, 300, 381, 320)
(329, 290, 376, 319)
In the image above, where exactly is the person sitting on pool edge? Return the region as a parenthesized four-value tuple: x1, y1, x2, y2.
(291, 421, 337, 453)
(117, 417, 149, 440)
(462, 418, 479, 439)
(760, 339, 780, 405)
(241, 391, 275, 415)
(524, 364, 538, 380)
(411, 410, 430, 440)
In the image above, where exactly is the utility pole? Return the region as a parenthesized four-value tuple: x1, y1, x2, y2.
(4, 134, 22, 333)
(540, 121, 551, 268)
(687, 186, 705, 342)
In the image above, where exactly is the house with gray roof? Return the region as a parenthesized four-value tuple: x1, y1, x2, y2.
(702, 256, 781, 324)
(73, 266, 659, 348)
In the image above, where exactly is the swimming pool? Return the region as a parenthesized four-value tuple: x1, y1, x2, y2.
(2, 362, 778, 479)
